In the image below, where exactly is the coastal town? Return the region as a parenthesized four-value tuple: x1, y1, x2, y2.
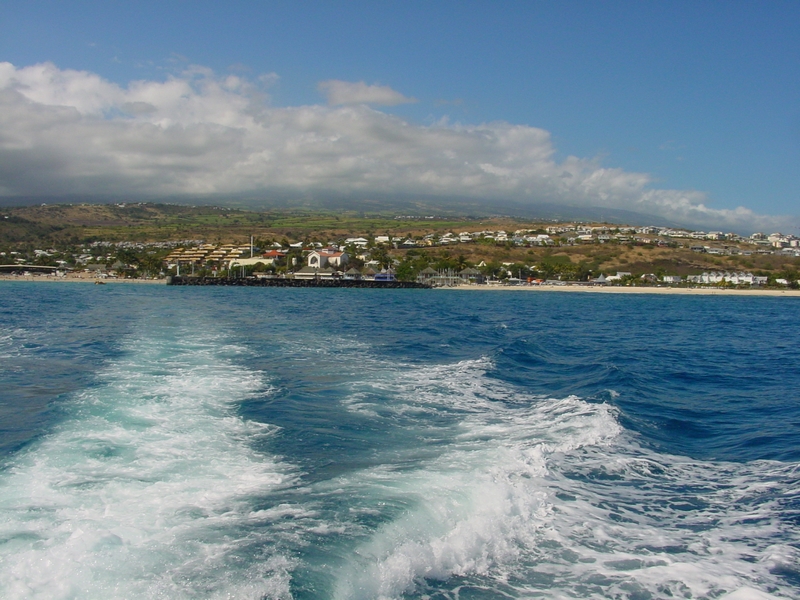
(2, 204, 799, 289)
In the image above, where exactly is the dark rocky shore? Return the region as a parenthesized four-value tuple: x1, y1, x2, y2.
(166, 276, 429, 289)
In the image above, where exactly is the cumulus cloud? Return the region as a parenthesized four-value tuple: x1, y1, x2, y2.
(0, 62, 784, 230)
(318, 80, 417, 106)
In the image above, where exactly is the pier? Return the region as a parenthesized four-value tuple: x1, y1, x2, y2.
(166, 276, 429, 289)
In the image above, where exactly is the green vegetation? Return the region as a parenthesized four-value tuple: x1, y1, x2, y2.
(0, 203, 492, 246)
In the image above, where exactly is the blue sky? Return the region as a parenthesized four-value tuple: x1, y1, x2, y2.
(1, 1, 798, 231)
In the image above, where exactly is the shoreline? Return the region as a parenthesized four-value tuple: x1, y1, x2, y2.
(0, 275, 166, 285)
(2, 275, 799, 296)
(447, 283, 800, 297)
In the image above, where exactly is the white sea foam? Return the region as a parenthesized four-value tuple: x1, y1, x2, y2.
(3, 317, 798, 599)
(0, 326, 296, 599)
(332, 356, 799, 599)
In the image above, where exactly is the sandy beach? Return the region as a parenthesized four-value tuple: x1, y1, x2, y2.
(0, 274, 166, 285)
(447, 283, 800, 297)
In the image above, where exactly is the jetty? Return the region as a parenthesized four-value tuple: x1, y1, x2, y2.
(166, 276, 429, 289)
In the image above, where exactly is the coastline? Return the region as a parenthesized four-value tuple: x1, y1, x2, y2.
(3, 275, 799, 296)
(448, 283, 800, 297)
(0, 275, 166, 285)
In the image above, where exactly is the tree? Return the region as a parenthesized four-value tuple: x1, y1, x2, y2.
(395, 259, 415, 281)
(370, 246, 391, 268)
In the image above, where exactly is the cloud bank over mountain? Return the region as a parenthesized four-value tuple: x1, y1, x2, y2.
(0, 62, 784, 231)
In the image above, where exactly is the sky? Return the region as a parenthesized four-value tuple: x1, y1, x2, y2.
(1, 0, 798, 232)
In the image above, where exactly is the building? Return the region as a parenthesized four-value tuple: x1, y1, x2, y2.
(293, 266, 336, 280)
(459, 267, 484, 284)
(307, 249, 349, 269)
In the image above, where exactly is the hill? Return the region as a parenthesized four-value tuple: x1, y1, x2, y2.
(1, 202, 797, 283)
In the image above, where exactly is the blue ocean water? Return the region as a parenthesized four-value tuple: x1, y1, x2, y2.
(0, 282, 798, 599)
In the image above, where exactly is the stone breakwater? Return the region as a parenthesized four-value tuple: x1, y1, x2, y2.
(166, 276, 429, 289)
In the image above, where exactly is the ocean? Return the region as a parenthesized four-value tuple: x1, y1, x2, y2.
(0, 282, 798, 599)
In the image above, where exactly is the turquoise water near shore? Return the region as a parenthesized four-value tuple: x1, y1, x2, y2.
(1, 282, 798, 599)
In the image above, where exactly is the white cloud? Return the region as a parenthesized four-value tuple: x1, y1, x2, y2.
(318, 80, 417, 106)
(0, 62, 785, 231)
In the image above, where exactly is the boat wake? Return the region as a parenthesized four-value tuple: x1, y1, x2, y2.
(0, 326, 296, 599)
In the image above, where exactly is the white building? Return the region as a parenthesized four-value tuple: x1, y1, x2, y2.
(307, 249, 349, 268)
(687, 271, 760, 285)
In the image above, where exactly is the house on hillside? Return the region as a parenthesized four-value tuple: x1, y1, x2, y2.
(260, 250, 286, 265)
